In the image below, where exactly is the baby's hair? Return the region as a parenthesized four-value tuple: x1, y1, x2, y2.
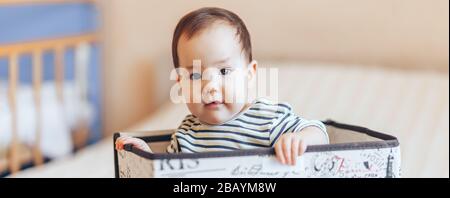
(172, 7, 252, 68)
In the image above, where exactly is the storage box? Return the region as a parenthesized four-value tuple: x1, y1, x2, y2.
(114, 120, 400, 178)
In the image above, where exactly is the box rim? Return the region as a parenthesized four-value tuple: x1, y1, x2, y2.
(114, 120, 400, 160)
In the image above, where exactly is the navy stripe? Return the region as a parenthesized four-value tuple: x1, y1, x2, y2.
(249, 107, 284, 114)
(177, 127, 189, 133)
(176, 133, 268, 147)
(179, 145, 199, 153)
(177, 136, 238, 150)
(221, 123, 270, 133)
(278, 119, 293, 136)
(284, 118, 301, 133)
(270, 113, 291, 135)
(189, 129, 270, 140)
(176, 139, 181, 152)
(179, 121, 201, 128)
(270, 118, 303, 146)
(255, 101, 291, 111)
(243, 113, 276, 120)
(270, 119, 293, 146)
(234, 118, 273, 126)
(278, 104, 292, 111)
(179, 123, 192, 128)
(185, 118, 197, 123)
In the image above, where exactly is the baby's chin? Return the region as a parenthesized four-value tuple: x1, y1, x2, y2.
(188, 102, 248, 125)
(197, 112, 232, 125)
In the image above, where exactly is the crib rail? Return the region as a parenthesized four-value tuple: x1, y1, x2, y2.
(0, 33, 97, 175)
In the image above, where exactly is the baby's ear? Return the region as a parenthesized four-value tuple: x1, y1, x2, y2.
(247, 60, 258, 81)
(176, 74, 181, 82)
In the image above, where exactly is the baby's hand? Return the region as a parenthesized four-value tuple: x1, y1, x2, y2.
(115, 136, 151, 152)
(274, 126, 327, 165)
(274, 133, 308, 166)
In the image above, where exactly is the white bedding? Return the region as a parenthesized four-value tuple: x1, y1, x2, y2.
(10, 62, 449, 178)
(0, 81, 94, 158)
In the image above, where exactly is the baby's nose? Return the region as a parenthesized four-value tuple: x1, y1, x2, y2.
(201, 78, 222, 99)
(202, 87, 223, 104)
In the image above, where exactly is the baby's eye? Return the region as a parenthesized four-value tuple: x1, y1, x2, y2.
(220, 68, 233, 75)
(190, 73, 202, 80)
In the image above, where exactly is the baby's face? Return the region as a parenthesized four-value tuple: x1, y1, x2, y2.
(177, 22, 256, 125)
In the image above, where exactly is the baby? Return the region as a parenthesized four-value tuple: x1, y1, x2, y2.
(116, 7, 328, 166)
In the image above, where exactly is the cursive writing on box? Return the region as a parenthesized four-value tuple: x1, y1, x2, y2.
(230, 163, 302, 178)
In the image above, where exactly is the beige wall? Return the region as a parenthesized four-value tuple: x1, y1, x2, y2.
(97, 0, 449, 135)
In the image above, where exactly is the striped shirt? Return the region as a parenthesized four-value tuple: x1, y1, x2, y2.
(166, 98, 328, 153)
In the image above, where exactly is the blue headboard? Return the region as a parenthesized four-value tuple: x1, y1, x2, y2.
(0, 2, 102, 143)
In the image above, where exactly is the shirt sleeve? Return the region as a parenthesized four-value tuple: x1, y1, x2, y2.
(166, 132, 180, 153)
(269, 113, 329, 146)
(166, 114, 196, 153)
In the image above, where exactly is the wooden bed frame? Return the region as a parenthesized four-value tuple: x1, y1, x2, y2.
(0, 0, 98, 175)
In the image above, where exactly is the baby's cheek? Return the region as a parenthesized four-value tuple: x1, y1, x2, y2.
(186, 103, 202, 115)
(222, 85, 234, 103)
(223, 83, 242, 103)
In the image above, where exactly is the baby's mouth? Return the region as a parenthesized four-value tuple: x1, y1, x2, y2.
(204, 101, 224, 109)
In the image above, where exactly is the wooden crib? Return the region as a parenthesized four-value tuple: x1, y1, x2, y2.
(0, 33, 98, 175)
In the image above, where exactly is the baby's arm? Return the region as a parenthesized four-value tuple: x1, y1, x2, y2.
(115, 136, 152, 152)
